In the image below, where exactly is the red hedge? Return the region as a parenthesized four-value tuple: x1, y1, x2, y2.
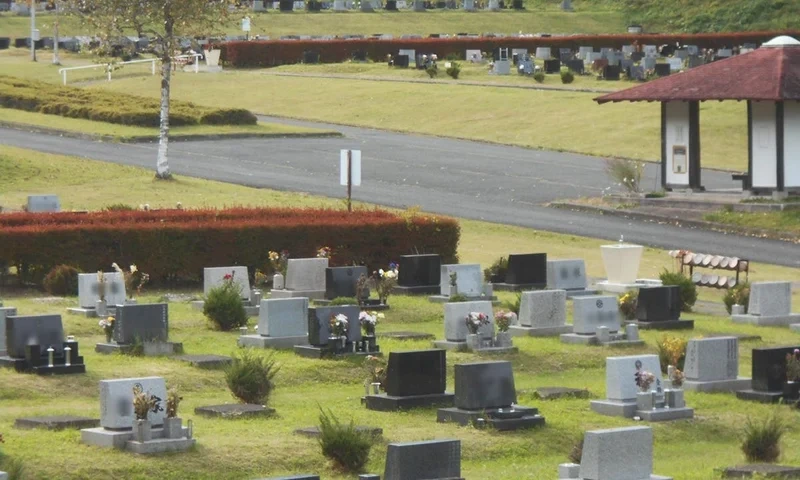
(219, 31, 800, 67)
(0, 208, 460, 286)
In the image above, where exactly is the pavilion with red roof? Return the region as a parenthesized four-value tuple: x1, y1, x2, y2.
(595, 35, 800, 196)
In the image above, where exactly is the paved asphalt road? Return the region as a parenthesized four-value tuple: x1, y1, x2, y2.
(2, 119, 798, 268)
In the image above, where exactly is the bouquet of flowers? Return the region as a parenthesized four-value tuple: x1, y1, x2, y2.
(787, 349, 800, 382)
(634, 369, 656, 392)
(373, 262, 399, 303)
(669, 368, 685, 388)
(99, 316, 115, 340)
(618, 291, 638, 320)
(494, 310, 516, 332)
(112, 263, 150, 298)
(268, 250, 289, 276)
(359, 311, 384, 335)
(329, 313, 349, 337)
(465, 312, 489, 334)
(254, 269, 269, 287)
(316, 246, 332, 259)
(97, 271, 107, 302)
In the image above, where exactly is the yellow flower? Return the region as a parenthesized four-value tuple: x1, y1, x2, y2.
(130, 265, 138, 273)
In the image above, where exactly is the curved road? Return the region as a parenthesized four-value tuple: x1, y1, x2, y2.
(1, 119, 797, 268)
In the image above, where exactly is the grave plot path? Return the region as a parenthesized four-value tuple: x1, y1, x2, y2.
(1, 121, 797, 268)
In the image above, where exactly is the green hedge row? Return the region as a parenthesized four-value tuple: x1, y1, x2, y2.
(0, 75, 257, 127)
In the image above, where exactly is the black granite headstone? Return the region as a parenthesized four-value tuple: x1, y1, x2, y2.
(505, 253, 547, 286)
(654, 63, 671, 77)
(752, 346, 800, 392)
(307, 306, 361, 345)
(14, 38, 27, 48)
(384, 439, 461, 480)
(603, 64, 621, 80)
(114, 303, 169, 344)
(454, 361, 516, 410)
(6, 315, 65, 357)
(636, 286, 681, 323)
(394, 54, 409, 67)
(0, 37, 10, 50)
(630, 51, 644, 62)
(325, 266, 368, 300)
(544, 59, 561, 74)
(303, 51, 319, 64)
(566, 59, 584, 74)
(385, 349, 446, 397)
(398, 254, 440, 287)
(352, 50, 367, 62)
(279, 0, 293, 10)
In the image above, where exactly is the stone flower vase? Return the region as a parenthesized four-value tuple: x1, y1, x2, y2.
(783, 381, 800, 401)
(466, 333, 481, 351)
(273, 273, 285, 290)
(665, 389, 685, 408)
(636, 391, 655, 411)
(164, 417, 184, 439)
(250, 289, 262, 306)
(133, 419, 152, 443)
(104, 330, 113, 343)
(96, 299, 107, 317)
(495, 331, 512, 348)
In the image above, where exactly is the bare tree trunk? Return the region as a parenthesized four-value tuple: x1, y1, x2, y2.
(156, 54, 171, 179)
(52, 15, 60, 65)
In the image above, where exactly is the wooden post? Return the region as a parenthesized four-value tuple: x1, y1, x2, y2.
(347, 150, 352, 212)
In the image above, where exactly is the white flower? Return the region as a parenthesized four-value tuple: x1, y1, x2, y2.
(130, 265, 137, 273)
(111, 263, 121, 273)
(384, 270, 397, 279)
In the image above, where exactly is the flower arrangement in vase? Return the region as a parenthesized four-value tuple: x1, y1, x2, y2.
(634, 369, 656, 392)
(465, 312, 489, 335)
(669, 368, 685, 388)
(164, 386, 184, 439)
(449, 272, 458, 296)
(363, 355, 387, 393)
(784, 349, 800, 400)
(359, 311, 383, 336)
(97, 271, 107, 302)
(618, 291, 638, 320)
(112, 262, 150, 300)
(99, 316, 115, 343)
(329, 313, 349, 337)
(268, 250, 290, 277)
(316, 246, 332, 259)
(372, 262, 398, 304)
(493, 310, 516, 347)
(132, 384, 163, 443)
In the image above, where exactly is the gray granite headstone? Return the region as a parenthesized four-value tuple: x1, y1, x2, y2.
(684, 337, 738, 382)
(573, 295, 620, 334)
(26, 194, 60, 213)
(518, 290, 566, 328)
(0, 307, 19, 355)
(642, 57, 656, 70)
(285, 258, 328, 291)
(384, 439, 461, 480)
(258, 298, 308, 337)
(454, 361, 516, 409)
(439, 264, 482, 296)
(444, 301, 494, 342)
(580, 426, 653, 480)
(203, 266, 250, 299)
(605, 354, 662, 402)
(748, 282, 792, 317)
(99, 376, 166, 429)
(113, 303, 168, 344)
(307, 305, 361, 345)
(5, 314, 65, 357)
(78, 272, 126, 308)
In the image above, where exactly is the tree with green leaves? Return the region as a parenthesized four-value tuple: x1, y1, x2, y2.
(67, 0, 239, 179)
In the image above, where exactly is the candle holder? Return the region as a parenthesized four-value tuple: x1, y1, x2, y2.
(64, 345, 72, 366)
(47, 346, 55, 367)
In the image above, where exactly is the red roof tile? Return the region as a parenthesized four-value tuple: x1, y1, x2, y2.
(595, 38, 800, 103)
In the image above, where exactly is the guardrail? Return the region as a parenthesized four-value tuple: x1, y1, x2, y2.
(174, 53, 203, 73)
(57, 54, 203, 85)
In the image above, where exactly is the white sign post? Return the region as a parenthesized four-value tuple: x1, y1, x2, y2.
(241, 17, 251, 40)
(339, 149, 361, 212)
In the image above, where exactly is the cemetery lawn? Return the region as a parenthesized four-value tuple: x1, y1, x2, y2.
(0, 108, 338, 142)
(1, 145, 800, 478)
(704, 209, 800, 236)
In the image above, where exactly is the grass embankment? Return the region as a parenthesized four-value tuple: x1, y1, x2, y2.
(0, 145, 800, 479)
(705, 209, 800, 236)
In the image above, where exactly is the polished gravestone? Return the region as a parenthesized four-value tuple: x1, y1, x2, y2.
(737, 346, 800, 403)
(561, 296, 643, 346)
(437, 361, 545, 430)
(96, 303, 183, 355)
(683, 337, 751, 392)
(491, 253, 547, 291)
(733, 282, 800, 326)
(174, 354, 232, 369)
(239, 298, 310, 349)
(68, 272, 126, 317)
(632, 286, 694, 330)
(294, 305, 377, 358)
(384, 439, 462, 480)
(395, 254, 441, 294)
(546, 259, 596, 297)
(271, 258, 328, 300)
(324, 266, 368, 300)
(364, 349, 454, 411)
(509, 289, 571, 337)
(0, 314, 85, 374)
(194, 403, 275, 418)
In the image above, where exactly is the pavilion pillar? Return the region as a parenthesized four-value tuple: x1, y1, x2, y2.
(776, 101, 785, 192)
(661, 101, 698, 190)
(688, 101, 702, 190)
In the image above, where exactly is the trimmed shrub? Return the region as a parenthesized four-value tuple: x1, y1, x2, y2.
(330, 297, 359, 306)
(318, 408, 372, 472)
(533, 71, 545, 83)
(560, 69, 575, 84)
(741, 410, 786, 463)
(618, 290, 638, 320)
(0, 207, 459, 287)
(199, 108, 258, 125)
(203, 275, 248, 331)
(102, 203, 136, 211)
(656, 334, 687, 374)
(446, 61, 461, 79)
(42, 264, 80, 295)
(225, 350, 280, 405)
(658, 270, 697, 312)
(724, 282, 750, 314)
(483, 256, 508, 282)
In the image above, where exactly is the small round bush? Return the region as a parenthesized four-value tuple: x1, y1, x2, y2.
(225, 350, 280, 405)
(330, 297, 358, 306)
(724, 282, 750, 314)
(560, 69, 575, 84)
(42, 264, 80, 296)
(446, 61, 461, 79)
(203, 280, 247, 331)
(318, 408, 372, 472)
(658, 270, 697, 312)
(741, 410, 786, 463)
(533, 71, 545, 83)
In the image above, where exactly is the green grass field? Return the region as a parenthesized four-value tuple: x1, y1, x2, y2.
(1, 145, 800, 479)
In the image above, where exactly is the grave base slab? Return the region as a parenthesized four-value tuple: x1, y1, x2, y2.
(724, 464, 800, 478)
(559, 333, 645, 347)
(437, 406, 545, 431)
(564, 289, 600, 298)
(270, 289, 326, 300)
(735, 389, 785, 403)
(244, 305, 260, 317)
(0, 356, 86, 375)
(683, 377, 752, 393)
(95, 342, 183, 356)
(293, 345, 381, 359)
(535, 387, 591, 400)
(492, 282, 546, 292)
(313, 300, 389, 311)
(393, 284, 440, 295)
(509, 324, 572, 337)
(378, 331, 435, 341)
(630, 319, 695, 330)
(15, 415, 99, 430)
(190, 300, 205, 311)
(294, 425, 383, 438)
(364, 392, 455, 411)
(81, 425, 186, 449)
(589, 399, 638, 418)
(238, 334, 309, 349)
(428, 295, 499, 304)
(732, 313, 800, 326)
(126, 437, 196, 454)
(431, 340, 518, 354)
(636, 406, 694, 421)
(194, 404, 275, 418)
(66, 307, 98, 318)
(595, 279, 662, 293)
(174, 354, 233, 369)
